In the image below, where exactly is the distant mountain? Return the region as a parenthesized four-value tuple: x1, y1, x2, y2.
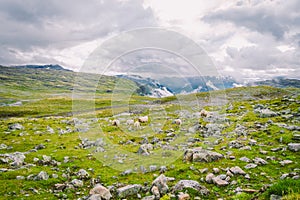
(252, 77, 300, 88)
(117, 74, 239, 97)
(116, 74, 173, 98)
(157, 76, 238, 94)
(9, 64, 72, 71)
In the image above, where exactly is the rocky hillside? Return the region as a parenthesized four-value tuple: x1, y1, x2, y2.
(253, 77, 300, 88)
(0, 85, 299, 199)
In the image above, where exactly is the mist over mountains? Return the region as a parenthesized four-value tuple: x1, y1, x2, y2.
(3, 64, 300, 98)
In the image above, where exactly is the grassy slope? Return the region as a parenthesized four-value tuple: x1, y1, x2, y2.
(0, 66, 299, 199)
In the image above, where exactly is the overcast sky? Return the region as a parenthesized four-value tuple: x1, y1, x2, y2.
(1, 0, 299, 82)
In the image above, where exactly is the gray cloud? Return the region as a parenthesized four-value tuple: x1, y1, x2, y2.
(203, 0, 300, 40)
(0, 0, 156, 65)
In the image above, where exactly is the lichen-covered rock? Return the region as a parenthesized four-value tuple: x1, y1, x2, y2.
(205, 173, 215, 184)
(183, 148, 223, 163)
(34, 171, 49, 181)
(288, 143, 300, 152)
(77, 169, 90, 179)
(137, 144, 153, 156)
(229, 166, 246, 175)
(117, 184, 141, 199)
(212, 177, 229, 186)
(70, 179, 83, 187)
(89, 184, 112, 200)
(151, 174, 169, 196)
(8, 123, 24, 130)
(173, 180, 209, 196)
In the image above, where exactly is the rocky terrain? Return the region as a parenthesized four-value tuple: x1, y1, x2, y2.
(1, 84, 300, 200)
(0, 66, 300, 199)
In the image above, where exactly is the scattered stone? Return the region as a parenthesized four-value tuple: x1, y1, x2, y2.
(151, 174, 169, 196)
(239, 157, 251, 163)
(228, 140, 243, 149)
(178, 193, 190, 200)
(271, 147, 282, 152)
(89, 184, 112, 200)
(183, 148, 223, 163)
(77, 169, 90, 179)
(259, 109, 277, 118)
(47, 126, 55, 134)
(213, 168, 220, 174)
(229, 166, 246, 175)
(293, 134, 300, 141)
(226, 171, 233, 177)
(244, 164, 257, 169)
(253, 157, 268, 165)
(240, 146, 252, 150)
(218, 174, 227, 180)
(288, 143, 300, 152)
(9, 152, 26, 167)
(245, 174, 250, 179)
(54, 183, 66, 191)
(52, 174, 58, 179)
(212, 177, 229, 186)
(280, 173, 289, 180)
(248, 139, 257, 146)
(279, 160, 293, 166)
(117, 184, 142, 199)
(229, 155, 236, 160)
(205, 173, 215, 184)
(260, 150, 268, 154)
(35, 171, 49, 181)
(270, 194, 282, 200)
(35, 144, 45, 150)
(151, 186, 160, 199)
(0, 144, 8, 150)
(200, 168, 208, 174)
(173, 180, 209, 196)
(16, 176, 25, 180)
(71, 179, 83, 187)
(9, 123, 24, 130)
(142, 195, 155, 200)
(137, 144, 153, 156)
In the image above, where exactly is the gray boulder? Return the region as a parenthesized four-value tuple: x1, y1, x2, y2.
(77, 169, 90, 179)
(229, 166, 246, 175)
(244, 164, 257, 169)
(117, 184, 142, 199)
(151, 174, 169, 196)
(137, 144, 153, 156)
(253, 157, 268, 165)
(212, 177, 229, 186)
(89, 184, 112, 200)
(183, 148, 223, 163)
(9, 123, 24, 130)
(35, 171, 49, 181)
(71, 179, 83, 187)
(173, 180, 209, 196)
(288, 143, 300, 152)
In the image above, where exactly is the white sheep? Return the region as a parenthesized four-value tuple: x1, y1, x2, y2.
(133, 121, 141, 129)
(112, 119, 120, 127)
(173, 119, 182, 125)
(138, 116, 148, 123)
(200, 109, 209, 117)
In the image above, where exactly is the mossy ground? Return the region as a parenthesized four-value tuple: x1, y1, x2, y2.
(0, 82, 299, 199)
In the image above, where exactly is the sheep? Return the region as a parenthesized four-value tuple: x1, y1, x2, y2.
(173, 119, 182, 125)
(133, 121, 141, 129)
(200, 109, 209, 117)
(112, 119, 120, 127)
(138, 116, 149, 123)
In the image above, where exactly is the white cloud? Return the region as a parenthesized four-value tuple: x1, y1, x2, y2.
(1, 0, 299, 81)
